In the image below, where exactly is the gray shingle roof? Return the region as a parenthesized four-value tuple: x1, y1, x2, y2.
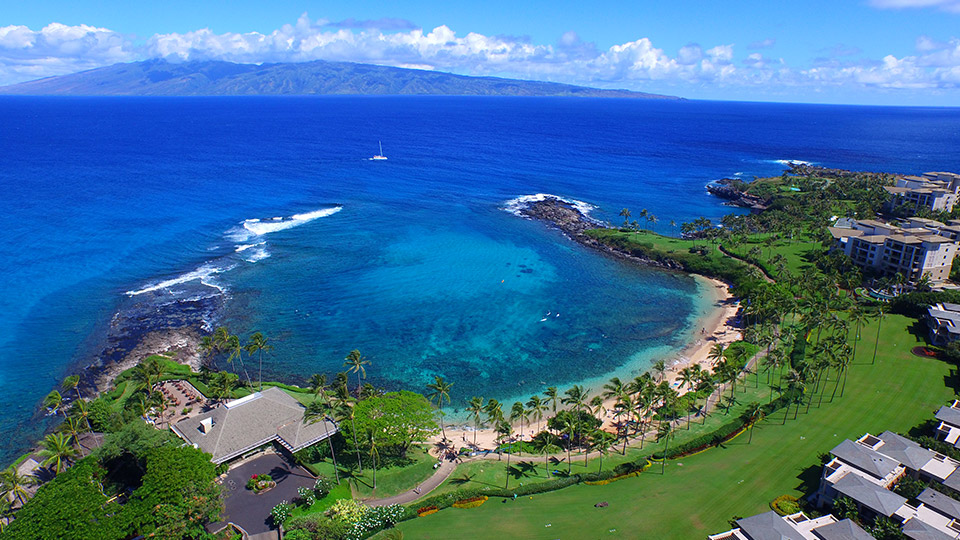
(944, 468, 960, 492)
(811, 519, 873, 540)
(902, 518, 955, 540)
(937, 406, 960, 429)
(918, 488, 960, 521)
(877, 431, 935, 471)
(832, 474, 907, 517)
(736, 511, 805, 540)
(832, 439, 901, 479)
(172, 387, 338, 463)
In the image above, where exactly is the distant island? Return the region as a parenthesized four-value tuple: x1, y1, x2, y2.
(0, 59, 680, 98)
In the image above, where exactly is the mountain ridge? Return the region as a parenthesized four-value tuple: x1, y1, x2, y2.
(0, 59, 680, 99)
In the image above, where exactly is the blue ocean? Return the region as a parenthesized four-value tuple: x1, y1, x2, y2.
(1, 96, 959, 464)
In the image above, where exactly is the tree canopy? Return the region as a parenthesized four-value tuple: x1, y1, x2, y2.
(348, 390, 438, 457)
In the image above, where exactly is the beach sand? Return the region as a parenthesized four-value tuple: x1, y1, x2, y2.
(432, 276, 741, 453)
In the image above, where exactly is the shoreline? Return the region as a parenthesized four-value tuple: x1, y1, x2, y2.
(435, 274, 740, 450)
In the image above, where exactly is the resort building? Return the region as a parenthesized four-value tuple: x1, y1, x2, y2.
(927, 304, 960, 345)
(171, 386, 338, 464)
(707, 511, 871, 540)
(885, 172, 960, 213)
(828, 218, 959, 283)
(936, 401, 960, 449)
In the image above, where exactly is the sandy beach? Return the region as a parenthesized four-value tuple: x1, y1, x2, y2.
(432, 276, 742, 453)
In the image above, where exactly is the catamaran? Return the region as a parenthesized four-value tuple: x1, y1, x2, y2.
(370, 141, 387, 161)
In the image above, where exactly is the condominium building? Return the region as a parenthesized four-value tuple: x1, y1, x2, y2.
(829, 218, 959, 282)
(886, 172, 960, 213)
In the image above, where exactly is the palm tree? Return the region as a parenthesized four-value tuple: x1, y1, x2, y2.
(308, 373, 327, 401)
(658, 422, 674, 475)
(590, 429, 616, 474)
(426, 376, 454, 441)
(38, 432, 78, 475)
(652, 360, 667, 383)
(561, 385, 588, 458)
(209, 371, 238, 404)
(510, 402, 526, 456)
(43, 390, 65, 418)
(544, 386, 560, 419)
(71, 399, 96, 441)
(532, 433, 559, 477)
(466, 396, 485, 447)
(526, 395, 547, 436)
(245, 332, 272, 391)
(368, 431, 380, 491)
(336, 400, 364, 473)
(871, 308, 885, 365)
(303, 400, 341, 485)
(60, 416, 88, 457)
(225, 334, 254, 387)
(745, 402, 764, 444)
(848, 307, 868, 365)
(619, 208, 631, 227)
(62, 375, 82, 401)
(0, 469, 33, 507)
(344, 349, 370, 399)
(707, 343, 726, 367)
(562, 415, 576, 474)
(497, 420, 513, 488)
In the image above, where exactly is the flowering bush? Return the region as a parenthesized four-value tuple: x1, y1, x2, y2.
(770, 494, 801, 516)
(452, 496, 488, 509)
(270, 501, 293, 525)
(314, 475, 333, 498)
(417, 505, 439, 516)
(323, 500, 405, 539)
(326, 499, 368, 525)
(297, 486, 316, 507)
(246, 473, 274, 492)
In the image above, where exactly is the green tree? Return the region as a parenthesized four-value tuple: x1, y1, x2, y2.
(61, 375, 82, 401)
(590, 429, 616, 473)
(658, 422, 674, 475)
(466, 396, 485, 447)
(208, 371, 238, 404)
(344, 349, 370, 399)
(43, 390, 65, 418)
(510, 401, 526, 456)
(245, 331, 272, 391)
(303, 400, 341, 485)
(526, 395, 547, 436)
(38, 432, 79, 475)
(308, 373, 328, 401)
(619, 208, 631, 227)
(349, 391, 439, 458)
(224, 334, 253, 387)
(426, 376, 454, 441)
(872, 307, 885, 365)
(0, 469, 34, 507)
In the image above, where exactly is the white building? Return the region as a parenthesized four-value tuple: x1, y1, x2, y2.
(829, 218, 959, 282)
(886, 172, 960, 213)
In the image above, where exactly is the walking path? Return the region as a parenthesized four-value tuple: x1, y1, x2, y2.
(366, 459, 458, 507)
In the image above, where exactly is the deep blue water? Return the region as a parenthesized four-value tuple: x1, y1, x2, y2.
(1, 96, 959, 464)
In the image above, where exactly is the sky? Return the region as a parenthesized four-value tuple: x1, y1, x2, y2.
(2, 0, 960, 105)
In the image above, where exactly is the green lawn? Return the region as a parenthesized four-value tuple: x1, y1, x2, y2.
(349, 446, 438, 499)
(385, 315, 957, 539)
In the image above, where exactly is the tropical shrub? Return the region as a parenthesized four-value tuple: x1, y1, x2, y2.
(770, 495, 801, 515)
(270, 501, 293, 525)
(297, 486, 316, 507)
(417, 505, 438, 515)
(314, 475, 333, 498)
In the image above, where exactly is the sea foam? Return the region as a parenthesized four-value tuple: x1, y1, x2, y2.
(125, 263, 233, 296)
(502, 193, 596, 219)
(231, 206, 342, 241)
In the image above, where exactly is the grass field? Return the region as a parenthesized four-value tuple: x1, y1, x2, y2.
(384, 314, 958, 539)
(350, 445, 438, 499)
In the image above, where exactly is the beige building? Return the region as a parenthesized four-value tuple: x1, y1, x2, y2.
(829, 217, 959, 282)
(886, 172, 960, 213)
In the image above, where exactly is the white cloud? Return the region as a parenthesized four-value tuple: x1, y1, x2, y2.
(869, 0, 960, 12)
(748, 38, 776, 50)
(1, 14, 960, 98)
